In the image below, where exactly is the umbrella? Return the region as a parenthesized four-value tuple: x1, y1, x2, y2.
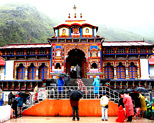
(120, 89, 133, 94)
(133, 87, 148, 93)
(69, 90, 83, 100)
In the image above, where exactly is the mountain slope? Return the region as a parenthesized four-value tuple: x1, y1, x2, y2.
(0, 3, 55, 46)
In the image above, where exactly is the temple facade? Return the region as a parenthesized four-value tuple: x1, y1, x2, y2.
(0, 5, 154, 91)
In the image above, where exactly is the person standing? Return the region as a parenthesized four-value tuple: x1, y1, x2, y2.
(17, 95, 23, 117)
(123, 93, 134, 122)
(92, 75, 100, 98)
(11, 97, 18, 118)
(100, 92, 109, 121)
(70, 98, 80, 121)
(134, 93, 141, 118)
(64, 73, 70, 86)
(57, 76, 64, 98)
(34, 84, 38, 103)
(8, 91, 13, 105)
(139, 93, 147, 118)
(76, 64, 80, 78)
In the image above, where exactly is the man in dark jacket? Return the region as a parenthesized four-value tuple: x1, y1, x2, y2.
(11, 97, 18, 118)
(8, 92, 13, 105)
(64, 73, 70, 86)
(70, 98, 80, 121)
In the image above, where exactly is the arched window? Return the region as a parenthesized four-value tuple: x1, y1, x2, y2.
(39, 63, 48, 80)
(17, 64, 25, 80)
(116, 62, 126, 79)
(55, 63, 61, 69)
(38, 49, 46, 54)
(128, 62, 137, 79)
(116, 48, 126, 53)
(104, 63, 114, 79)
(129, 47, 137, 53)
(27, 49, 35, 55)
(91, 63, 98, 69)
(105, 48, 114, 54)
(28, 64, 36, 80)
(16, 50, 24, 55)
(7, 50, 14, 55)
(140, 48, 146, 53)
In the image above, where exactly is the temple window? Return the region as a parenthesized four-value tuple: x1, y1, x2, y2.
(105, 48, 114, 54)
(39, 63, 47, 80)
(7, 50, 14, 55)
(56, 50, 61, 56)
(116, 48, 126, 53)
(129, 47, 137, 53)
(148, 48, 152, 53)
(17, 64, 25, 80)
(16, 50, 24, 55)
(55, 63, 61, 69)
(91, 63, 98, 69)
(28, 63, 36, 80)
(38, 49, 46, 54)
(140, 48, 146, 53)
(27, 49, 35, 55)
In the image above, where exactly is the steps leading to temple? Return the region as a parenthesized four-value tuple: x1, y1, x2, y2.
(68, 78, 94, 86)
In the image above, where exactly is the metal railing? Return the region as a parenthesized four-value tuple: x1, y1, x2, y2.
(46, 86, 120, 103)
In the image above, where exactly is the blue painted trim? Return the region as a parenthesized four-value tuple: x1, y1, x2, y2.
(107, 66, 109, 79)
(80, 28, 82, 38)
(93, 28, 95, 37)
(148, 60, 150, 75)
(100, 51, 102, 69)
(50, 47, 52, 70)
(4, 62, 6, 77)
(57, 29, 59, 38)
(69, 28, 71, 38)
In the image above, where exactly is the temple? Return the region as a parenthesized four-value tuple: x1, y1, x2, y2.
(0, 5, 154, 91)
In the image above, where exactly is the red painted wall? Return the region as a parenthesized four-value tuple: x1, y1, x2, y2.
(23, 99, 118, 116)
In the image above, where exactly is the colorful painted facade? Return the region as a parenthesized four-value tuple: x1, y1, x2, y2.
(0, 5, 154, 91)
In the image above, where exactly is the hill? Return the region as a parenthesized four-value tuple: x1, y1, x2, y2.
(0, 3, 153, 46)
(0, 3, 55, 46)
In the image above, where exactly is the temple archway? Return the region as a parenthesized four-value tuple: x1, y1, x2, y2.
(66, 49, 86, 78)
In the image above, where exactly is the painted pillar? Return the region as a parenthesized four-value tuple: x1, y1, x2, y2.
(69, 28, 71, 38)
(57, 29, 59, 38)
(14, 68, 17, 79)
(80, 28, 82, 38)
(36, 67, 39, 80)
(4, 62, 6, 80)
(137, 64, 140, 78)
(24, 67, 28, 80)
(114, 67, 117, 79)
(50, 47, 52, 78)
(93, 28, 95, 37)
(125, 67, 129, 79)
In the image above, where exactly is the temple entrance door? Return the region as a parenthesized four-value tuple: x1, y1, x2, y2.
(66, 49, 86, 78)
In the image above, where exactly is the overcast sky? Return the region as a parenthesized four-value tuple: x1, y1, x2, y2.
(1, 0, 154, 28)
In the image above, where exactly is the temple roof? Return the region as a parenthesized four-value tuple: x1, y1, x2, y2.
(102, 41, 154, 47)
(0, 43, 51, 49)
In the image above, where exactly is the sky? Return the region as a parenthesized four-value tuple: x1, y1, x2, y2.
(0, 0, 154, 40)
(1, 0, 154, 27)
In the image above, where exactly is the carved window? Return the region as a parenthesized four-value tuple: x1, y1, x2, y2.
(129, 47, 137, 53)
(105, 48, 114, 54)
(38, 49, 46, 54)
(16, 50, 24, 55)
(116, 48, 126, 53)
(7, 50, 14, 55)
(140, 48, 146, 53)
(27, 49, 35, 55)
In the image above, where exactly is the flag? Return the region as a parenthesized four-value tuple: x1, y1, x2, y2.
(28, 36, 32, 43)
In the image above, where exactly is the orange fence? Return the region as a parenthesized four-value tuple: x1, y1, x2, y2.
(23, 99, 118, 116)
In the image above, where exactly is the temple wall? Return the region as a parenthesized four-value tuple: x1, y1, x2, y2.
(140, 59, 150, 79)
(5, 60, 14, 80)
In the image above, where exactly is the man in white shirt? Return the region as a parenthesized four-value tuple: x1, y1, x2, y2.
(100, 92, 109, 121)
